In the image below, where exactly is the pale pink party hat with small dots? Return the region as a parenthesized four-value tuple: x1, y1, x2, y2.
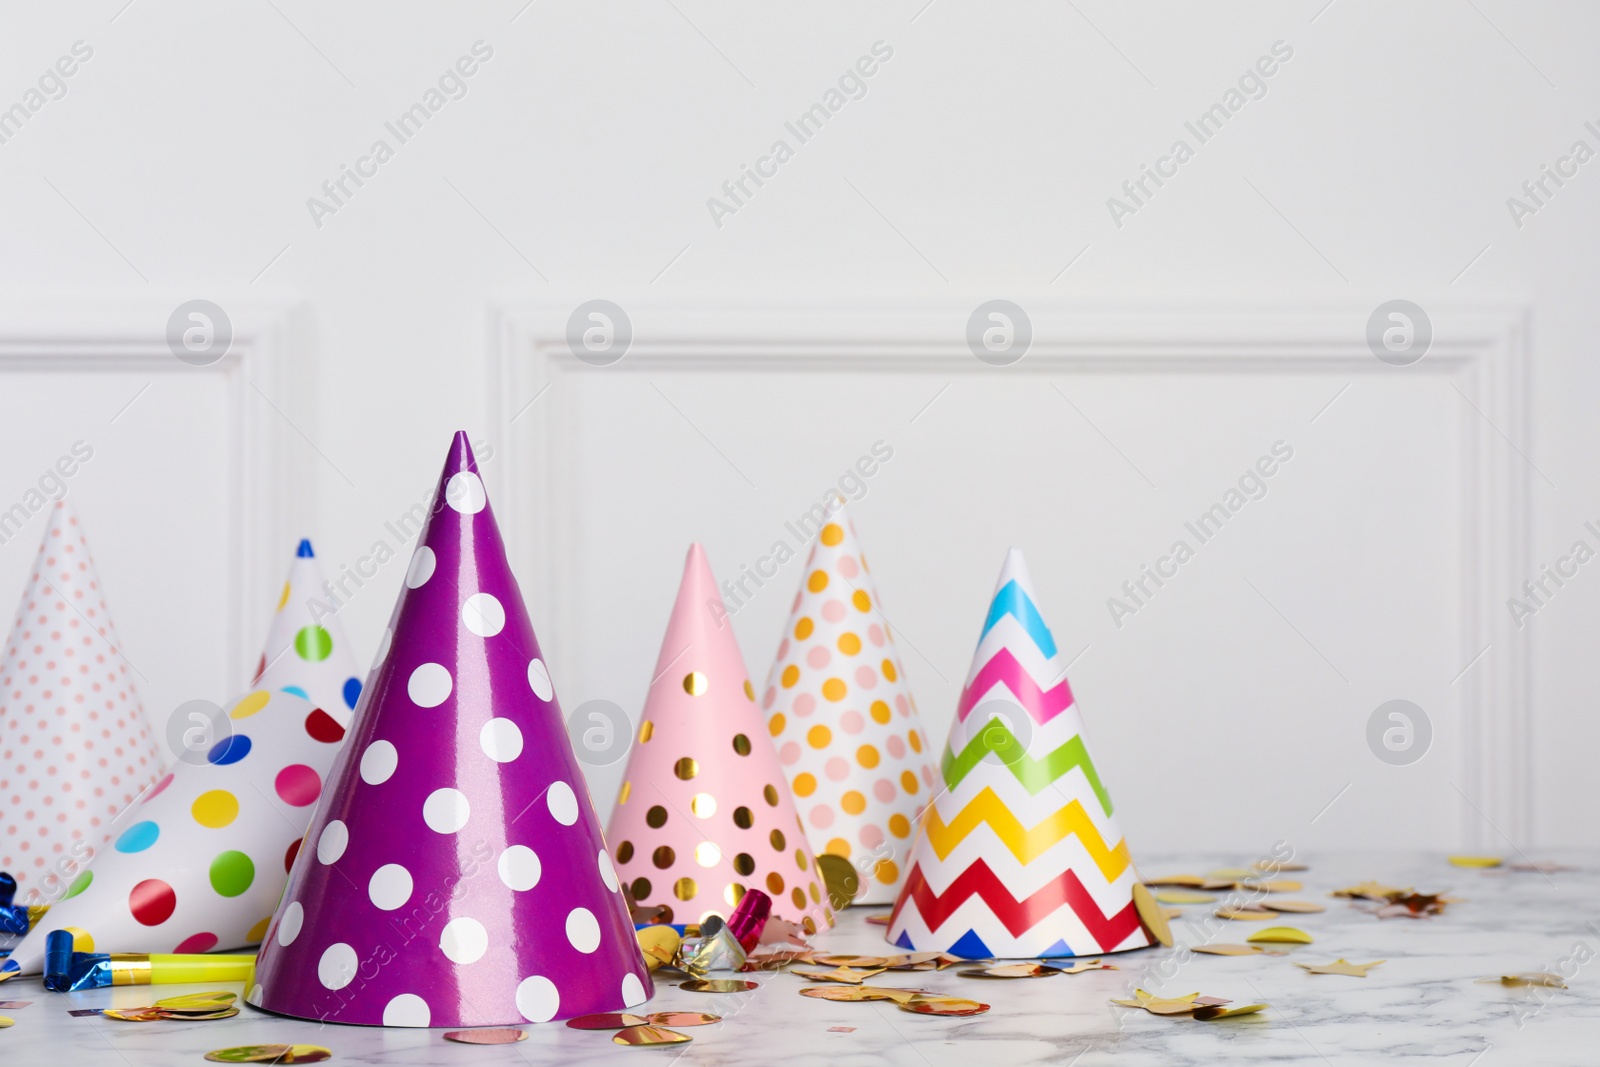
(250, 433, 649, 1028)
(0, 500, 161, 906)
(761, 504, 938, 904)
(606, 545, 834, 934)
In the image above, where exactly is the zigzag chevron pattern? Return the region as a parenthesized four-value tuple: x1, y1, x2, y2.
(980, 580, 1057, 657)
(890, 859, 1143, 945)
(921, 788, 1130, 879)
(955, 647, 1074, 723)
(941, 725, 1113, 815)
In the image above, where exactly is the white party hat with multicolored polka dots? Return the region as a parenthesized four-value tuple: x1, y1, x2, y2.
(0, 500, 162, 908)
(8, 687, 339, 972)
(250, 433, 650, 1027)
(760, 504, 938, 904)
(251, 539, 364, 729)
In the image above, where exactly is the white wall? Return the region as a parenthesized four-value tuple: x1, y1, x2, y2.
(1, 1, 1595, 853)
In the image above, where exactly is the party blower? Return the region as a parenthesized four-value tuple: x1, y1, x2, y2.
(250, 433, 650, 1027)
(0, 501, 163, 905)
(607, 545, 832, 934)
(759, 503, 938, 904)
(887, 549, 1155, 958)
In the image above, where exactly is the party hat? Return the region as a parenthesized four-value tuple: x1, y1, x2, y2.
(8, 686, 338, 971)
(760, 506, 937, 904)
(0, 501, 162, 906)
(887, 549, 1151, 958)
(250, 433, 649, 1028)
(607, 546, 833, 935)
(252, 539, 364, 726)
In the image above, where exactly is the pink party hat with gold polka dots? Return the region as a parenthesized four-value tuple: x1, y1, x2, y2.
(0, 500, 161, 908)
(607, 545, 834, 935)
(760, 504, 938, 904)
(250, 433, 650, 1028)
(8, 686, 339, 972)
(251, 539, 364, 728)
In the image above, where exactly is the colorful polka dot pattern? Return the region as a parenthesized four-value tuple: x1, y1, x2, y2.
(252, 539, 363, 728)
(250, 433, 650, 1028)
(0, 501, 162, 904)
(607, 544, 832, 935)
(760, 509, 938, 904)
(7, 687, 342, 972)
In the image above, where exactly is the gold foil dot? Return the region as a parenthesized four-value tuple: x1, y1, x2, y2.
(683, 672, 708, 696)
(769, 829, 786, 851)
(673, 877, 697, 901)
(694, 841, 721, 867)
(732, 734, 751, 757)
(616, 841, 634, 864)
(796, 850, 808, 870)
(674, 758, 699, 780)
(630, 877, 652, 900)
(646, 805, 668, 828)
(690, 793, 717, 818)
(733, 806, 753, 829)
(618, 781, 632, 806)
(743, 680, 755, 701)
(638, 720, 654, 744)
(724, 882, 746, 907)
(763, 784, 779, 807)
(765, 871, 785, 894)
(791, 887, 806, 910)
(733, 853, 755, 876)
(658, 905, 675, 924)
(652, 846, 676, 869)
(809, 881, 820, 903)
(802, 916, 817, 935)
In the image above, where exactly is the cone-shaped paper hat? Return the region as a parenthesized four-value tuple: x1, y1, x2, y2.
(9, 685, 341, 971)
(252, 539, 364, 726)
(250, 433, 649, 1028)
(607, 546, 833, 934)
(760, 506, 938, 904)
(887, 549, 1151, 958)
(0, 501, 162, 906)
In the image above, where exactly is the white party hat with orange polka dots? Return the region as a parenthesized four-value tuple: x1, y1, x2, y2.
(251, 538, 364, 729)
(607, 544, 835, 935)
(886, 548, 1152, 958)
(8, 686, 342, 972)
(0, 500, 162, 908)
(760, 505, 938, 905)
(250, 433, 650, 1027)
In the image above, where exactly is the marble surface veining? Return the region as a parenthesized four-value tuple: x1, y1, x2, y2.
(2, 851, 1594, 1066)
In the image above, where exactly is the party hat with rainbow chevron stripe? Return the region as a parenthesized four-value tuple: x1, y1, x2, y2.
(886, 548, 1151, 958)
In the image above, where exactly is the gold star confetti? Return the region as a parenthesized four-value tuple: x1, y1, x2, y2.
(1296, 959, 1385, 977)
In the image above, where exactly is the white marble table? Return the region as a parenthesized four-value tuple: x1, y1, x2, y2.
(2, 852, 1594, 1065)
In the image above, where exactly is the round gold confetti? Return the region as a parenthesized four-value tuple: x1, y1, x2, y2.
(0, 1015, 13, 1029)
(732, 733, 751, 756)
(653, 845, 676, 869)
(1261, 900, 1326, 914)
(683, 672, 708, 696)
(646, 805, 668, 829)
(674, 876, 698, 900)
(1132, 883, 1173, 947)
(763, 784, 780, 806)
(204, 1048, 291, 1064)
(690, 792, 717, 818)
(444, 1029, 528, 1044)
(566, 1012, 650, 1030)
(616, 840, 635, 864)
(900, 995, 990, 1017)
(615, 1025, 692, 1047)
(648, 1012, 720, 1027)
(733, 806, 753, 829)
(679, 979, 759, 993)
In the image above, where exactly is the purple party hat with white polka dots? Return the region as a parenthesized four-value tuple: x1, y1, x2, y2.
(249, 433, 651, 1028)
